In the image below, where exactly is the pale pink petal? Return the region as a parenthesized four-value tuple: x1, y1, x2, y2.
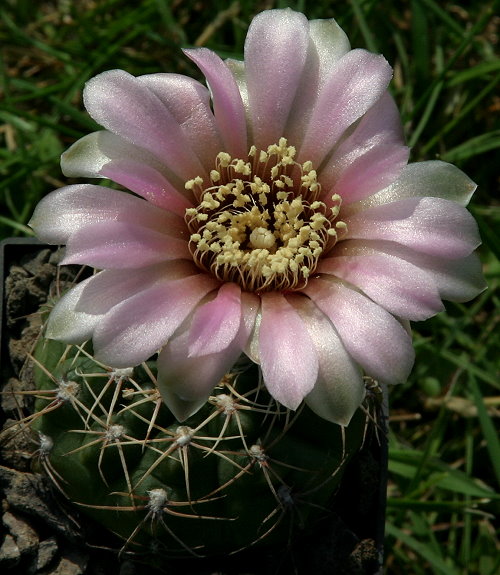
(93, 274, 219, 367)
(83, 70, 206, 181)
(188, 282, 242, 356)
(156, 291, 259, 421)
(29, 184, 187, 245)
(76, 261, 198, 314)
(157, 327, 239, 422)
(300, 49, 392, 166)
(303, 277, 415, 384)
(319, 242, 444, 320)
(138, 73, 223, 170)
(259, 292, 318, 410)
(342, 239, 486, 302)
(155, 388, 208, 423)
(159, 326, 240, 405)
(284, 17, 351, 146)
(61, 131, 194, 209)
(184, 48, 248, 158)
(245, 9, 310, 149)
(319, 93, 409, 204)
(345, 161, 477, 216)
(61, 221, 190, 268)
(332, 144, 409, 205)
(45, 276, 102, 343)
(289, 294, 365, 425)
(100, 161, 192, 216)
(344, 197, 481, 258)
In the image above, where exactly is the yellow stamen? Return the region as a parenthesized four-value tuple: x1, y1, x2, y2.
(184, 138, 346, 292)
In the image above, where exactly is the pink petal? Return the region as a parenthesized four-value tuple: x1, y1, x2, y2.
(299, 49, 392, 166)
(156, 291, 259, 421)
(289, 294, 365, 426)
(188, 282, 242, 356)
(344, 197, 481, 258)
(319, 93, 409, 205)
(61, 131, 195, 209)
(93, 274, 219, 367)
(100, 161, 192, 216)
(259, 292, 318, 410)
(343, 239, 486, 303)
(161, 328, 240, 401)
(138, 73, 223, 171)
(83, 70, 206, 182)
(283, 17, 351, 147)
(76, 260, 198, 314)
(29, 184, 186, 245)
(319, 242, 444, 320)
(184, 48, 248, 158)
(304, 277, 415, 384)
(245, 9, 310, 149)
(61, 221, 190, 268)
(157, 323, 240, 422)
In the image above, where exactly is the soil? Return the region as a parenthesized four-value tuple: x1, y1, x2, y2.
(0, 241, 386, 575)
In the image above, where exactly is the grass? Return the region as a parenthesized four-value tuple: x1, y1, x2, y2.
(1, 0, 499, 573)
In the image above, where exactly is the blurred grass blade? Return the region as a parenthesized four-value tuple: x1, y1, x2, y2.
(349, 0, 378, 53)
(470, 209, 500, 263)
(442, 131, 500, 163)
(468, 374, 500, 489)
(389, 448, 499, 499)
(385, 523, 461, 575)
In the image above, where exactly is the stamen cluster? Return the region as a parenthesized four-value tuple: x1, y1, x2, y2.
(185, 138, 346, 292)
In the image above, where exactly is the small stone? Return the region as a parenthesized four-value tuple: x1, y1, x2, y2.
(0, 533, 21, 567)
(21, 248, 52, 277)
(36, 536, 59, 571)
(0, 467, 82, 543)
(347, 538, 380, 574)
(2, 510, 39, 556)
(48, 552, 88, 575)
(1, 379, 28, 411)
(0, 417, 35, 471)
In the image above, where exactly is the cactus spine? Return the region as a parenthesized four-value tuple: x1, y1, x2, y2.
(25, 332, 371, 558)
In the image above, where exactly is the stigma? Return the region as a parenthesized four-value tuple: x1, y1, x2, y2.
(185, 138, 346, 292)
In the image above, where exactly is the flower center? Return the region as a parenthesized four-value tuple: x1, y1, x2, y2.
(185, 138, 346, 292)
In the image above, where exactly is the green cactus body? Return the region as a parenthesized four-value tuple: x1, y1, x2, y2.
(29, 334, 370, 558)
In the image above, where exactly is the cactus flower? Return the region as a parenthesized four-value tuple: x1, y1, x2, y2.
(29, 8, 485, 426)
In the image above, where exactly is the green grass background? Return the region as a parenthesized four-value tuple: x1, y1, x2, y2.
(1, 1, 499, 573)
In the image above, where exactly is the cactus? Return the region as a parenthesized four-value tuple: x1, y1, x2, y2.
(13, 283, 378, 562)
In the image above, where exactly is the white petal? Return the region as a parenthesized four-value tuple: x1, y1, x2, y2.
(45, 276, 101, 343)
(345, 161, 477, 216)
